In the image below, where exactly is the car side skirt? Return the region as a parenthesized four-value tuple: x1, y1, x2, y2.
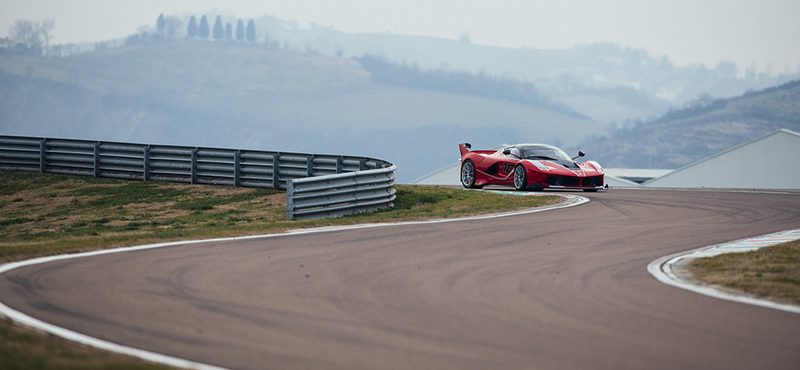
(543, 185, 605, 190)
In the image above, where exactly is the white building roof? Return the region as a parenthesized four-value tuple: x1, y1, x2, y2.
(603, 168, 673, 183)
(411, 161, 461, 186)
(643, 129, 800, 189)
(605, 174, 640, 187)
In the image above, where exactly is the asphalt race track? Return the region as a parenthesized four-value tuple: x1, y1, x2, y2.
(2, 189, 800, 370)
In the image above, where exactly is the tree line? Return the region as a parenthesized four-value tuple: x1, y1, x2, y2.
(1, 19, 57, 57)
(153, 14, 257, 43)
(124, 14, 263, 46)
(1, 13, 263, 58)
(182, 15, 257, 43)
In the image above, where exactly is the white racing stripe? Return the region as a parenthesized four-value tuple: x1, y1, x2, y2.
(0, 192, 589, 370)
(648, 229, 800, 314)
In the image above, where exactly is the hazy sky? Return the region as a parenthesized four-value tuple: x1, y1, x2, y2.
(1, 0, 799, 73)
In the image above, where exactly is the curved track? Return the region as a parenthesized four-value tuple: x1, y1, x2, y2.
(1, 189, 800, 370)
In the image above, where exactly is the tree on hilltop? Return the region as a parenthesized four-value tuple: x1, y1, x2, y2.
(235, 20, 244, 42)
(187, 16, 197, 37)
(39, 19, 55, 56)
(157, 14, 165, 35)
(163, 16, 182, 38)
(212, 16, 223, 40)
(7, 19, 54, 56)
(9, 20, 42, 47)
(225, 23, 232, 42)
(198, 16, 209, 39)
(246, 20, 255, 43)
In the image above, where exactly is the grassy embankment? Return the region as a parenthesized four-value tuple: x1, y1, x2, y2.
(0, 170, 562, 263)
(687, 239, 800, 304)
(0, 170, 560, 369)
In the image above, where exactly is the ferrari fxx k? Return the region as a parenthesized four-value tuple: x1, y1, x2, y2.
(459, 143, 605, 191)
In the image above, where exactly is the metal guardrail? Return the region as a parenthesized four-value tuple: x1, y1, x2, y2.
(0, 135, 396, 220)
(286, 165, 397, 220)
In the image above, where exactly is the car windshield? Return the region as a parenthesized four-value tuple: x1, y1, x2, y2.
(519, 145, 573, 163)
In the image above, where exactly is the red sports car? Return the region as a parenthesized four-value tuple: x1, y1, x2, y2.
(459, 143, 605, 191)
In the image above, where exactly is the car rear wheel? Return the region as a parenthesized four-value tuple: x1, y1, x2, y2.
(513, 164, 527, 190)
(461, 160, 477, 188)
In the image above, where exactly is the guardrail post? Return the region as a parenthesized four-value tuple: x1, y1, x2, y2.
(92, 142, 100, 177)
(306, 155, 314, 177)
(336, 156, 343, 174)
(359, 158, 366, 171)
(191, 148, 198, 184)
(233, 150, 241, 187)
(286, 180, 295, 220)
(39, 139, 47, 173)
(143, 145, 150, 181)
(272, 152, 281, 189)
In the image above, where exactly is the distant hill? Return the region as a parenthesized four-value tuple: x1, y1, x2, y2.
(18, 12, 799, 128)
(252, 17, 799, 124)
(0, 39, 603, 182)
(580, 80, 800, 168)
(354, 55, 588, 120)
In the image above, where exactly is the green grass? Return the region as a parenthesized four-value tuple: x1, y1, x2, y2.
(0, 170, 560, 369)
(686, 239, 800, 304)
(0, 318, 174, 370)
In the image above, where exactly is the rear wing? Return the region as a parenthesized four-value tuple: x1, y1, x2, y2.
(459, 143, 471, 157)
(459, 143, 497, 158)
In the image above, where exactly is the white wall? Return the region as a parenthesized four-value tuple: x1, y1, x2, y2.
(644, 129, 800, 189)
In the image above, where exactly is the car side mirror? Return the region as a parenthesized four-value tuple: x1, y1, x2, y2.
(503, 148, 511, 155)
(463, 143, 471, 149)
(572, 150, 586, 160)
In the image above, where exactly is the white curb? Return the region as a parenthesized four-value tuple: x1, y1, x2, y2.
(648, 229, 800, 314)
